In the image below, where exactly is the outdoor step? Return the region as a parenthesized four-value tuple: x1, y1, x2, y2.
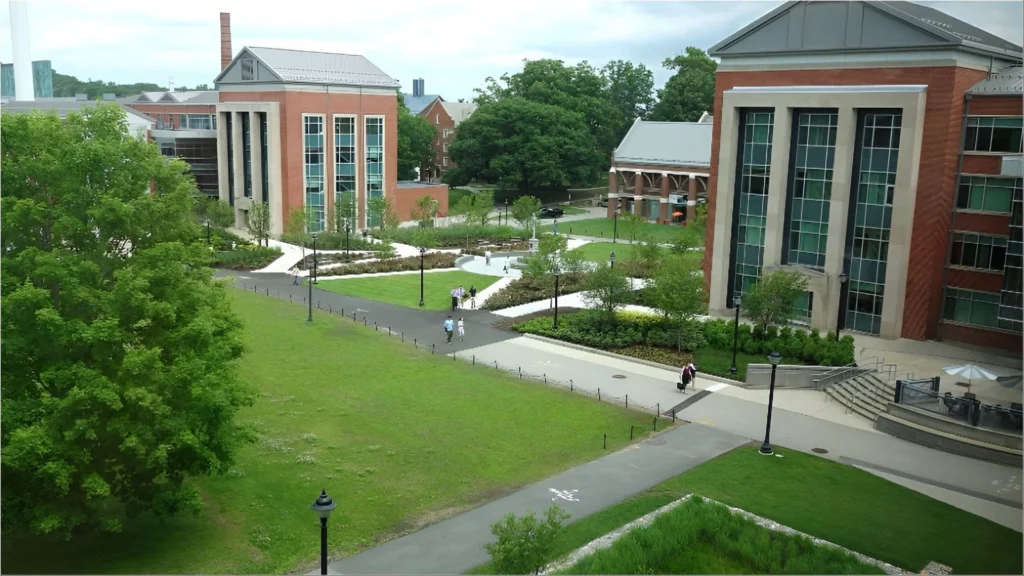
(825, 385, 882, 421)
(849, 378, 890, 408)
(835, 380, 885, 411)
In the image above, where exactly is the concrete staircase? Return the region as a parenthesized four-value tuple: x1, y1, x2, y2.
(824, 372, 897, 422)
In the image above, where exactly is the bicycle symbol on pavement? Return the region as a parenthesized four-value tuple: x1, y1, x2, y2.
(549, 488, 580, 502)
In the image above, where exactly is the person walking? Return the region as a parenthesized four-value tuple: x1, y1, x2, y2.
(456, 285, 466, 309)
(444, 316, 455, 344)
(678, 363, 691, 393)
(450, 287, 459, 312)
(485, 250, 491, 266)
(291, 266, 301, 285)
(457, 317, 465, 342)
(469, 286, 477, 309)
(686, 361, 698, 390)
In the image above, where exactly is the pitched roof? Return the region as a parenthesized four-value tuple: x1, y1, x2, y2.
(612, 120, 712, 168)
(969, 65, 1024, 95)
(1, 97, 156, 126)
(710, 0, 1022, 61)
(440, 101, 477, 126)
(237, 47, 400, 88)
(403, 93, 442, 115)
(129, 91, 218, 104)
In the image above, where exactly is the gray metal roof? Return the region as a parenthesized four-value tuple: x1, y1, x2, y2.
(969, 65, 1023, 95)
(243, 47, 399, 88)
(440, 101, 477, 126)
(403, 93, 442, 115)
(128, 91, 218, 104)
(710, 1, 1022, 61)
(1, 97, 156, 124)
(612, 120, 712, 168)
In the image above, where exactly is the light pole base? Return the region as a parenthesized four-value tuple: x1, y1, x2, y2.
(419, 301, 424, 307)
(758, 442, 774, 455)
(729, 366, 737, 374)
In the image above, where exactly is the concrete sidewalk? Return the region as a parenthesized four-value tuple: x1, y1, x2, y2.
(325, 424, 749, 575)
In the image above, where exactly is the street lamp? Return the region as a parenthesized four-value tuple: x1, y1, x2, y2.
(307, 232, 318, 323)
(759, 351, 783, 456)
(553, 264, 561, 329)
(419, 246, 427, 308)
(836, 272, 848, 342)
(310, 489, 337, 576)
(609, 251, 616, 270)
(205, 218, 211, 245)
(345, 221, 351, 261)
(504, 198, 508, 226)
(730, 294, 742, 375)
(613, 210, 618, 244)
(312, 232, 319, 284)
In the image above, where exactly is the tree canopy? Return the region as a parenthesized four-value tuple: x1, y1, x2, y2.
(601, 59, 656, 143)
(1, 104, 253, 538)
(649, 47, 718, 123)
(396, 92, 436, 180)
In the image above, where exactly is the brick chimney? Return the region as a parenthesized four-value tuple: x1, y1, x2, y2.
(220, 13, 232, 72)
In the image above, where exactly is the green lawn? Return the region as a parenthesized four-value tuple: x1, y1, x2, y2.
(1, 289, 665, 575)
(543, 217, 701, 244)
(317, 270, 501, 310)
(571, 242, 702, 266)
(470, 447, 1022, 575)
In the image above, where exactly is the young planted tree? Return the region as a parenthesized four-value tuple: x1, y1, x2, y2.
(620, 211, 646, 243)
(649, 257, 707, 350)
(472, 189, 495, 226)
(743, 268, 811, 335)
(195, 195, 234, 229)
(334, 192, 356, 234)
(625, 233, 663, 277)
(285, 207, 310, 259)
(367, 196, 388, 231)
(411, 194, 439, 228)
(1, 104, 253, 538)
(582, 264, 632, 320)
(246, 201, 271, 247)
(486, 505, 570, 575)
(511, 195, 543, 233)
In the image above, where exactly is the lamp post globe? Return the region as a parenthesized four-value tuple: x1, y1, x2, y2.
(730, 294, 742, 375)
(836, 272, 849, 342)
(311, 489, 337, 575)
(759, 351, 783, 455)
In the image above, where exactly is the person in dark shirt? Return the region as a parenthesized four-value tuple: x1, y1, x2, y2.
(469, 286, 477, 309)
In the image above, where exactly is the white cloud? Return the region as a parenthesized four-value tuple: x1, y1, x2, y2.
(0, 0, 1020, 100)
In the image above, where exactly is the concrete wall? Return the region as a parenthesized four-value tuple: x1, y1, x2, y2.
(743, 364, 872, 389)
(886, 402, 1022, 450)
(875, 411, 1022, 467)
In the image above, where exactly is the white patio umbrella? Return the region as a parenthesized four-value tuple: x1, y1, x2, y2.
(943, 364, 999, 392)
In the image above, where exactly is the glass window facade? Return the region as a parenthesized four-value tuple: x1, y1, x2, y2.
(999, 185, 1023, 332)
(335, 116, 357, 227)
(785, 111, 838, 269)
(304, 115, 326, 232)
(365, 117, 385, 227)
(792, 291, 814, 323)
(730, 110, 774, 302)
(964, 117, 1023, 153)
(242, 112, 252, 199)
(844, 111, 901, 335)
(956, 176, 1020, 213)
(182, 114, 215, 130)
(950, 233, 1008, 271)
(944, 288, 1001, 328)
(259, 112, 269, 204)
(226, 113, 234, 207)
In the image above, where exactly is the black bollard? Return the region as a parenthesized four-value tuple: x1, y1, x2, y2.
(626, 394, 628, 409)
(630, 426, 634, 440)
(432, 344, 435, 354)
(598, 388, 601, 401)
(653, 417, 657, 432)
(570, 380, 573, 392)
(603, 434, 607, 450)
(473, 355, 476, 365)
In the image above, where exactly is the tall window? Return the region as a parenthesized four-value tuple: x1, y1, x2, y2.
(335, 116, 357, 227)
(730, 110, 774, 302)
(184, 114, 215, 130)
(785, 111, 838, 269)
(365, 116, 385, 227)
(226, 113, 234, 207)
(792, 291, 814, 323)
(949, 233, 1008, 271)
(957, 176, 1020, 213)
(242, 112, 252, 198)
(964, 117, 1022, 153)
(944, 288, 1001, 328)
(304, 115, 325, 232)
(844, 111, 901, 335)
(259, 112, 269, 203)
(999, 185, 1023, 332)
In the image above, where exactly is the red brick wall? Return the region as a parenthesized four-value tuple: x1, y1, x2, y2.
(954, 212, 1012, 235)
(705, 65, 989, 344)
(129, 103, 218, 129)
(961, 154, 1004, 174)
(969, 95, 1024, 116)
(941, 322, 1022, 352)
(393, 184, 449, 222)
(420, 99, 454, 176)
(946, 267, 1004, 293)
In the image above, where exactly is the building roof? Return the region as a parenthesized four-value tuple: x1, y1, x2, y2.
(397, 180, 445, 189)
(612, 119, 712, 168)
(710, 0, 1023, 61)
(128, 90, 218, 104)
(1, 97, 156, 125)
(216, 46, 400, 88)
(403, 93, 442, 115)
(440, 101, 478, 126)
(969, 65, 1024, 95)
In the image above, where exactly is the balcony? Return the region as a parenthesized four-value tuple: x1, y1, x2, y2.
(152, 128, 216, 139)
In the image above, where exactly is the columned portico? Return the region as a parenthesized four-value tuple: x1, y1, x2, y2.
(216, 101, 283, 235)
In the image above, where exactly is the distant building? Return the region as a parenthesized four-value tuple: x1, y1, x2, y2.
(1, 94, 155, 140)
(402, 78, 442, 115)
(419, 99, 477, 181)
(0, 60, 54, 98)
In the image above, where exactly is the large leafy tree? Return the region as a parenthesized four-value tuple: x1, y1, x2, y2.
(743, 268, 811, 334)
(397, 92, 436, 180)
(1, 105, 253, 538)
(446, 98, 603, 190)
(601, 60, 655, 143)
(650, 47, 718, 123)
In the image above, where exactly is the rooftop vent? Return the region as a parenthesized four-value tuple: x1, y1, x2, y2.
(75, 93, 88, 101)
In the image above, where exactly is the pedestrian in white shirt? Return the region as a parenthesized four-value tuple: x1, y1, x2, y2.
(457, 317, 465, 341)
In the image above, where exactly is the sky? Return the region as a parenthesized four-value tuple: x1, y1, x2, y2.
(0, 0, 1022, 100)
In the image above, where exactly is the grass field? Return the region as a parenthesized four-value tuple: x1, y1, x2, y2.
(570, 242, 702, 266)
(557, 497, 884, 575)
(542, 218, 701, 244)
(316, 270, 500, 310)
(471, 446, 1022, 575)
(1, 289, 664, 575)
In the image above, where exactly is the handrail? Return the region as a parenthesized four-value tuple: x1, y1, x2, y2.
(812, 357, 881, 391)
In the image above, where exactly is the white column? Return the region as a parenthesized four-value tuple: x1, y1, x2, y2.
(762, 107, 793, 269)
(216, 110, 229, 204)
(231, 111, 247, 225)
(250, 112, 264, 205)
(9, 1, 34, 101)
(818, 107, 858, 333)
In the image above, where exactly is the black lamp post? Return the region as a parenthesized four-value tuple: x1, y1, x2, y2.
(613, 210, 618, 244)
(504, 198, 508, 226)
(419, 246, 426, 308)
(345, 221, 351, 260)
(730, 295, 742, 375)
(609, 251, 616, 270)
(553, 264, 561, 329)
(205, 218, 211, 245)
(361, 228, 368, 241)
(836, 272, 848, 342)
(312, 232, 319, 284)
(311, 489, 337, 576)
(759, 351, 783, 456)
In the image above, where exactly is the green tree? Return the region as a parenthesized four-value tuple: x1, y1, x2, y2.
(447, 98, 603, 189)
(743, 268, 811, 335)
(285, 207, 311, 257)
(511, 195, 542, 233)
(450, 190, 493, 227)
(650, 47, 717, 122)
(49, 69, 165, 99)
(368, 196, 388, 231)
(649, 257, 707, 350)
(1, 104, 253, 538)
(397, 93, 437, 180)
(334, 192, 356, 233)
(582, 264, 632, 320)
(246, 202, 271, 247)
(486, 505, 570, 575)
(620, 211, 647, 243)
(624, 234, 663, 278)
(411, 194, 439, 228)
(195, 195, 234, 229)
(601, 59, 655, 142)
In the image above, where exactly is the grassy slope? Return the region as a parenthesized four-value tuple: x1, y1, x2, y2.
(317, 270, 500, 310)
(2, 289, 662, 575)
(543, 218, 702, 243)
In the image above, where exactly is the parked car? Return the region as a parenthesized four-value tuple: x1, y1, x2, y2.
(596, 198, 608, 207)
(538, 207, 564, 218)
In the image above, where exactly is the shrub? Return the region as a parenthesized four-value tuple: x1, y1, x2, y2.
(482, 273, 587, 310)
(392, 224, 517, 247)
(486, 505, 570, 575)
(326, 252, 456, 276)
(614, 346, 694, 367)
(210, 245, 283, 270)
(280, 232, 377, 251)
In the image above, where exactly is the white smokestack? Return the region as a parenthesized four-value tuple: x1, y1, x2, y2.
(10, 0, 34, 101)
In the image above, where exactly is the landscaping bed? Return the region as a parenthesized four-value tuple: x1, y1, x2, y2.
(295, 251, 375, 269)
(482, 273, 588, 311)
(392, 224, 519, 248)
(281, 231, 378, 251)
(210, 245, 283, 271)
(463, 242, 531, 256)
(319, 252, 457, 276)
(317, 270, 501, 310)
(556, 496, 886, 575)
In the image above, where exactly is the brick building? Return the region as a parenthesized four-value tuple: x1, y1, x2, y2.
(419, 98, 477, 181)
(704, 0, 1022, 350)
(606, 113, 713, 226)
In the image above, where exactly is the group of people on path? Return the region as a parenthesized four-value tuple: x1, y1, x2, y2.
(443, 316, 465, 343)
(450, 285, 477, 311)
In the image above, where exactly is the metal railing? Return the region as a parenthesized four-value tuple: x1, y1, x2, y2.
(812, 357, 881, 391)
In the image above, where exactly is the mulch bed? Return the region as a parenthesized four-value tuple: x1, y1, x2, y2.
(492, 307, 585, 330)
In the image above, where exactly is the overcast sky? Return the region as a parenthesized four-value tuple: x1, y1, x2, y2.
(1, 0, 1021, 100)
